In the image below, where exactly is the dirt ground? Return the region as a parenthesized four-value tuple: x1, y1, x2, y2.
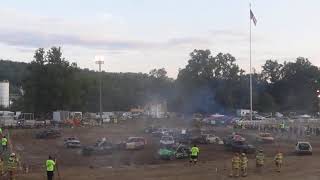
(8, 118, 320, 180)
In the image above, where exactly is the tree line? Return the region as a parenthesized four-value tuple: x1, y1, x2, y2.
(1, 47, 320, 115)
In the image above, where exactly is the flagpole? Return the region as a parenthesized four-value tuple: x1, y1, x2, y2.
(249, 3, 253, 121)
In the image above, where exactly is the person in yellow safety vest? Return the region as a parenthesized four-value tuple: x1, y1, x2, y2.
(256, 149, 265, 172)
(46, 156, 56, 180)
(1, 136, 8, 152)
(189, 144, 200, 165)
(7, 153, 19, 180)
(240, 153, 248, 177)
(230, 153, 241, 177)
(274, 151, 283, 172)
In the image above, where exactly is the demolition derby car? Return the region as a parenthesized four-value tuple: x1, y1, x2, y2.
(64, 137, 81, 148)
(295, 141, 312, 155)
(158, 144, 191, 160)
(35, 129, 62, 139)
(160, 136, 175, 146)
(224, 134, 255, 154)
(82, 138, 113, 156)
(256, 133, 275, 143)
(192, 134, 224, 144)
(124, 137, 147, 150)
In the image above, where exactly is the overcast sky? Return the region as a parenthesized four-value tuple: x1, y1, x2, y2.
(1, 0, 320, 78)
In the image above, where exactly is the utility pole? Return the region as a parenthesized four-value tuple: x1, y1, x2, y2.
(95, 56, 104, 125)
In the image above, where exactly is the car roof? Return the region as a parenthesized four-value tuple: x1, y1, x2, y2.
(128, 137, 144, 139)
(297, 141, 311, 144)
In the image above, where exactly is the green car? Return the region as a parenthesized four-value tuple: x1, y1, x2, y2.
(158, 144, 190, 160)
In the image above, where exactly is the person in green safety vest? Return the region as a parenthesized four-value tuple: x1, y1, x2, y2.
(46, 155, 56, 180)
(189, 144, 200, 165)
(1, 136, 8, 152)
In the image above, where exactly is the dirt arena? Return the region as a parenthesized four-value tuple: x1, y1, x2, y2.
(8, 118, 320, 180)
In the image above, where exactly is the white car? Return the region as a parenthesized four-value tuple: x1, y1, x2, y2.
(160, 136, 175, 146)
(203, 134, 224, 144)
(295, 141, 312, 155)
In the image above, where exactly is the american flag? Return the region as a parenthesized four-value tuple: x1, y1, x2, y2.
(250, 10, 257, 26)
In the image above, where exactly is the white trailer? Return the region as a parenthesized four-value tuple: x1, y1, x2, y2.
(53, 111, 70, 122)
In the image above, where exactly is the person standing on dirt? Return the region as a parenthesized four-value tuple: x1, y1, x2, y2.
(46, 155, 56, 180)
(230, 153, 240, 177)
(1, 136, 8, 152)
(190, 144, 199, 165)
(274, 150, 283, 172)
(240, 153, 248, 177)
(7, 153, 19, 180)
(256, 149, 265, 172)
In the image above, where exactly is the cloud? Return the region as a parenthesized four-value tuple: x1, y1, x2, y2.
(167, 37, 210, 47)
(210, 29, 247, 38)
(209, 29, 264, 43)
(0, 27, 211, 51)
(0, 8, 213, 52)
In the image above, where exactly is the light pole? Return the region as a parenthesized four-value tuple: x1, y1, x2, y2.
(95, 56, 104, 125)
(317, 90, 320, 115)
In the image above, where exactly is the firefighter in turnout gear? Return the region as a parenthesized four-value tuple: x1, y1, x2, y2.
(240, 153, 248, 177)
(7, 153, 19, 180)
(274, 151, 283, 172)
(230, 153, 240, 177)
(256, 149, 265, 172)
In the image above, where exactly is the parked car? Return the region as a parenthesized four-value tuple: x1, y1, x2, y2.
(160, 136, 175, 146)
(125, 137, 147, 150)
(256, 133, 275, 143)
(64, 137, 81, 148)
(35, 129, 61, 139)
(295, 141, 312, 155)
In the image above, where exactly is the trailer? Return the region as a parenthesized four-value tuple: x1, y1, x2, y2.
(0, 116, 17, 128)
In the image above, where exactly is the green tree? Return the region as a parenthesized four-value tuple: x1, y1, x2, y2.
(262, 60, 283, 83)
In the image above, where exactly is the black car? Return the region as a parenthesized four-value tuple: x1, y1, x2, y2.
(35, 129, 61, 139)
(226, 140, 256, 154)
(82, 139, 113, 156)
